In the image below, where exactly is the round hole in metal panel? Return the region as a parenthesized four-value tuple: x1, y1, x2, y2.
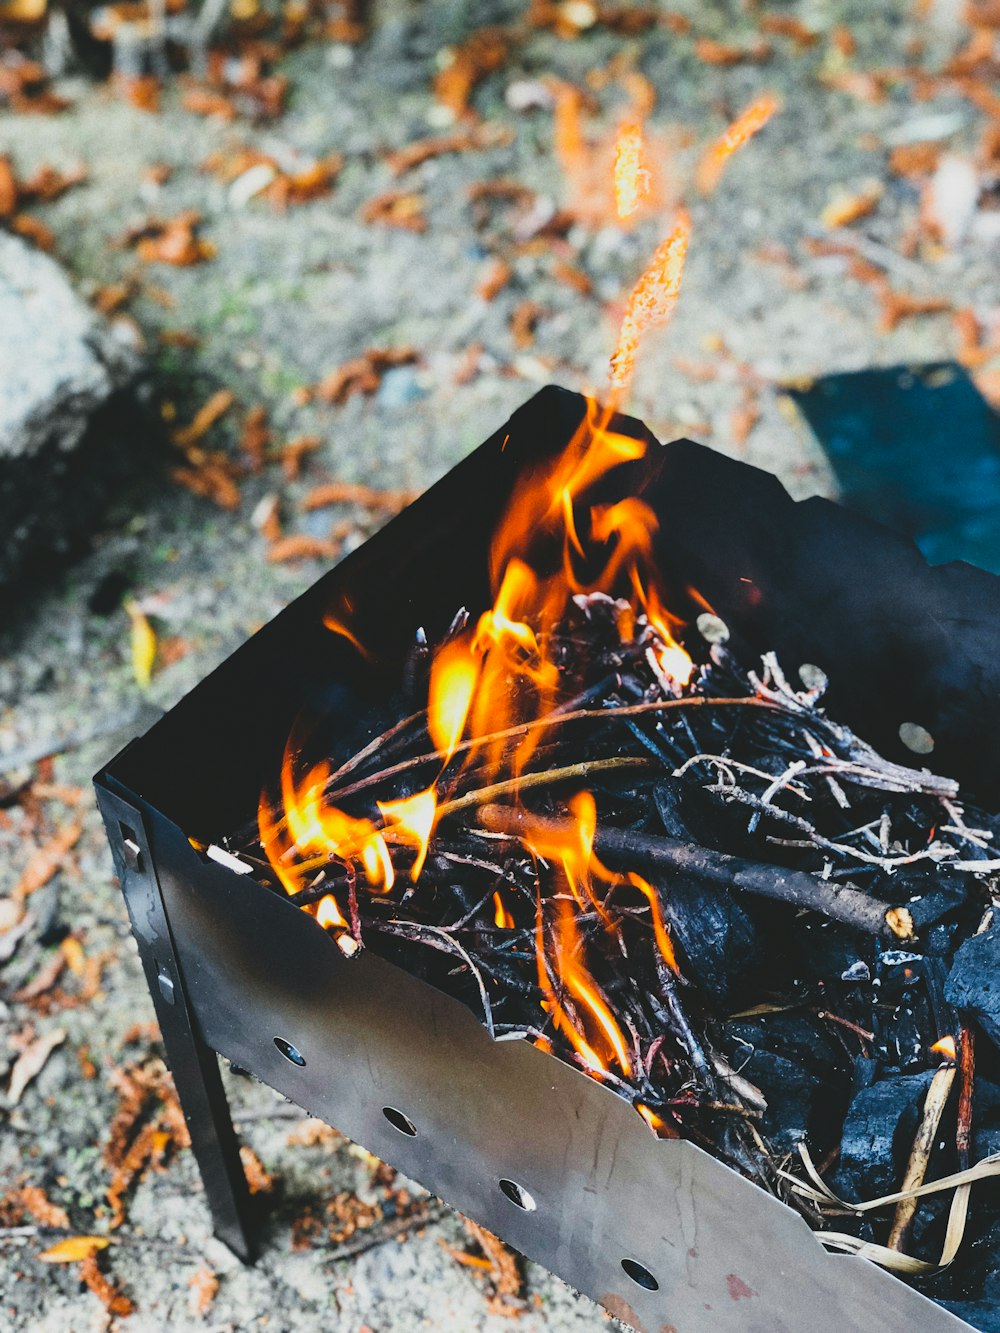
(620, 1258, 658, 1291)
(382, 1106, 417, 1136)
(273, 1037, 306, 1067)
(499, 1179, 536, 1211)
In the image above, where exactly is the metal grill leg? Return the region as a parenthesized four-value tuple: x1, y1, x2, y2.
(95, 782, 256, 1262)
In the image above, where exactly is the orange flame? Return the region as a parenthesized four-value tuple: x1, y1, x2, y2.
(695, 92, 780, 196)
(931, 1035, 957, 1062)
(316, 893, 348, 930)
(428, 637, 480, 762)
(636, 1103, 679, 1138)
(613, 121, 650, 219)
(377, 786, 438, 881)
(493, 890, 515, 929)
(536, 895, 632, 1079)
(609, 210, 691, 390)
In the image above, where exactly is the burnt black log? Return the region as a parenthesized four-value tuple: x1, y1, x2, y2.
(833, 1069, 934, 1201)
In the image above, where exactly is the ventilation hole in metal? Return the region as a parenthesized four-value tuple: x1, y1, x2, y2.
(273, 1037, 306, 1066)
(382, 1106, 417, 1136)
(621, 1258, 659, 1291)
(499, 1179, 536, 1211)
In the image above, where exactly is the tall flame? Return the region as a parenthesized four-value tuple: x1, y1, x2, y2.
(695, 92, 780, 196)
(609, 210, 691, 390)
(258, 116, 704, 1094)
(613, 121, 650, 219)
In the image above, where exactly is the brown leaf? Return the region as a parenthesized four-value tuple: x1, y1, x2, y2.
(0, 156, 19, 217)
(361, 189, 427, 232)
(301, 481, 419, 512)
(11, 948, 67, 1001)
(18, 1185, 70, 1229)
(171, 390, 236, 449)
(476, 257, 512, 301)
(510, 299, 543, 350)
(239, 1145, 274, 1194)
(38, 1235, 108, 1263)
(385, 124, 513, 176)
(7, 1028, 66, 1105)
(694, 36, 770, 65)
(80, 1250, 135, 1316)
(240, 405, 270, 471)
(266, 535, 337, 564)
(758, 13, 818, 46)
(14, 821, 82, 902)
(279, 434, 322, 480)
(189, 1266, 219, 1314)
(433, 27, 511, 118)
(309, 347, 418, 406)
(10, 213, 55, 251)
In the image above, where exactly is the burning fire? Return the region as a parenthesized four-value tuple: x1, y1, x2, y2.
(254, 109, 747, 1117)
(695, 92, 780, 196)
(931, 1034, 957, 1062)
(613, 122, 649, 219)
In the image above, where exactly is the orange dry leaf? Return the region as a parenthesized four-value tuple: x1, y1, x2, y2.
(820, 68, 888, 102)
(241, 405, 270, 471)
(239, 1145, 274, 1193)
(551, 259, 592, 294)
(889, 141, 941, 178)
(18, 1185, 70, 1230)
(94, 282, 135, 316)
(171, 462, 242, 510)
(189, 1267, 219, 1314)
(0, 57, 69, 113)
(458, 1218, 526, 1315)
(171, 390, 235, 449)
(268, 156, 343, 209)
(302, 481, 419, 512)
(9, 214, 54, 250)
(115, 74, 161, 113)
(510, 299, 543, 349)
(476, 256, 512, 301)
(131, 212, 215, 266)
(7, 1028, 66, 1105)
(433, 27, 511, 119)
(12, 948, 67, 1001)
(877, 289, 951, 332)
(80, 1251, 136, 1317)
(0, 156, 17, 216)
(831, 24, 857, 57)
(267, 535, 337, 563)
(38, 1235, 109, 1264)
(106, 1057, 191, 1228)
(361, 189, 427, 232)
(386, 124, 513, 176)
(694, 36, 770, 65)
(758, 13, 818, 46)
(14, 822, 82, 902)
(821, 185, 882, 228)
(309, 347, 419, 406)
(280, 435, 322, 480)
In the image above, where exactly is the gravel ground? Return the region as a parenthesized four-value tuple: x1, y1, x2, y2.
(2, 0, 999, 1328)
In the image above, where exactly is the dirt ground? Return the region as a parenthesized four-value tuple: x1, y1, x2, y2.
(2, 0, 999, 1328)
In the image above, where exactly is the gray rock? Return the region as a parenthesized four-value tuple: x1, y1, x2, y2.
(0, 232, 146, 591)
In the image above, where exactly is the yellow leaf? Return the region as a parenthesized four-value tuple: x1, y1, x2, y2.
(61, 936, 86, 976)
(125, 601, 157, 688)
(38, 1235, 109, 1263)
(0, 0, 48, 21)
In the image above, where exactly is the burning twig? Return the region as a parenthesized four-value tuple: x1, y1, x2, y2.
(474, 804, 913, 941)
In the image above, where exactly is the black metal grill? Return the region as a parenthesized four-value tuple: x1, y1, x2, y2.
(95, 387, 1000, 1333)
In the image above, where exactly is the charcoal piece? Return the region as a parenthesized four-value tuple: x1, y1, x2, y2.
(720, 1016, 846, 1153)
(654, 873, 758, 1007)
(945, 923, 1000, 1047)
(834, 1070, 933, 1201)
(779, 918, 875, 988)
(653, 778, 758, 858)
(893, 865, 969, 930)
(936, 1302, 1000, 1333)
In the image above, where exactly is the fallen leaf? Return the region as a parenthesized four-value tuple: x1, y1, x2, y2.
(7, 1028, 66, 1105)
(308, 348, 419, 406)
(80, 1250, 135, 1316)
(433, 27, 511, 118)
(38, 1235, 109, 1264)
(171, 389, 235, 449)
(239, 1145, 274, 1194)
(266, 535, 337, 564)
(821, 184, 883, 228)
(476, 256, 512, 301)
(385, 124, 513, 176)
(360, 189, 427, 232)
(301, 481, 420, 512)
(14, 822, 82, 902)
(18, 1185, 70, 1230)
(126, 602, 157, 689)
(12, 948, 67, 1001)
(189, 1266, 219, 1314)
